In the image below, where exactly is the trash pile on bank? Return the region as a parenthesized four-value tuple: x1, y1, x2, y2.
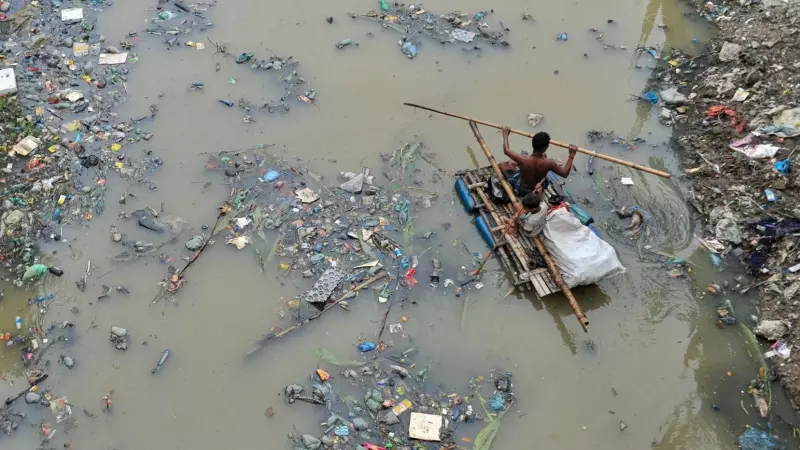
(646, 0, 800, 413)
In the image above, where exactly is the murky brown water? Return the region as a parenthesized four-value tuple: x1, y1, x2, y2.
(2, 0, 798, 448)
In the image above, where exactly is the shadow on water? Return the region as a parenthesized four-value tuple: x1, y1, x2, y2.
(522, 287, 611, 356)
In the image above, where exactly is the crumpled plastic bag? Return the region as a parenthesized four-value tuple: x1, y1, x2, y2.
(312, 382, 333, 401)
(490, 393, 505, 411)
(754, 319, 789, 341)
(339, 173, 364, 193)
(753, 106, 800, 138)
(295, 188, 319, 204)
(527, 113, 544, 127)
(737, 427, 785, 450)
(659, 87, 688, 105)
(730, 134, 780, 159)
(300, 434, 322, 450)
(489, 177, 510, 204)
(226, 236, 251, 249)
(23, 264, 49, 281)
(710, 206, 742, 244)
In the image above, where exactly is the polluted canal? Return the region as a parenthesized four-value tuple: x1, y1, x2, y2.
(0, 0, 797, 449)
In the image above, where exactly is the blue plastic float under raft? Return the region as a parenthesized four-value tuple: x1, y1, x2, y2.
(454, 178, 476, 213)
(474, 216, 496, 248)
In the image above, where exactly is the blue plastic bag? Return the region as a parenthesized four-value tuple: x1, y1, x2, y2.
(710, 253, 722, 267)
(401, 41, 417, 59)
(774, 159, 791, 174)
(358, 342, 377, 352)
(264, 170, 280, 182)
(642, 91, 659, 104)
(490, 393, 505, 411)
(738, 427, 785, 450)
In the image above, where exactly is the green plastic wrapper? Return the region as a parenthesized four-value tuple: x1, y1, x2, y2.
(22, 264, 49, 281)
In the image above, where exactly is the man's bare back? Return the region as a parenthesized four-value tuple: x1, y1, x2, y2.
(501, 127, 577, 192)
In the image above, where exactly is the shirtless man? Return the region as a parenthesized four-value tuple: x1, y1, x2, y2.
(499, 126, 577, 196)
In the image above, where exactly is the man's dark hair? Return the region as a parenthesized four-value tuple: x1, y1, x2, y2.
(531, 132, 551, 154)
(521, 191, 541, 211)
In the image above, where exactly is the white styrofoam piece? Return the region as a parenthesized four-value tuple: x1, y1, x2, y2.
(0, 68, 17, 97)
(408, 412, 442, 441)
(60, 8, 84, 21)
(98, 53, 128, 65)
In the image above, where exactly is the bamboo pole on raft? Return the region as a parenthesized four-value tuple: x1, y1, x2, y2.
(405, 102, 671, 179)
(469, 121, 590, 332)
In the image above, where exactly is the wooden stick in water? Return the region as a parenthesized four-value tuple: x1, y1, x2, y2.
(469, 121, 589, 332)
(404, 102, 671, 179)
(245, 271, 387, 358)
(5, 374, 48, 406)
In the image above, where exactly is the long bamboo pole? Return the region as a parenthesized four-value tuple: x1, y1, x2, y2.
(469, 121, 589, 332)
(405, 102, 671, 179)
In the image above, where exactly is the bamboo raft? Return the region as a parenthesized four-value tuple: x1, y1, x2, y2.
(460, 121, 589, 331)
(456, 166, 572, 297)
(407, 103, 673, 332)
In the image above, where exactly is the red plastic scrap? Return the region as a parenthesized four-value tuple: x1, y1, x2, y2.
(41, 423, 55, 439)
(732, 116, 746, 133)
(725, 112, 746, 133)
(404, 268, 417, 288)
(361, 444, 388, 450)
(25, 159, 44, 170)
(706, 104, 747, 133)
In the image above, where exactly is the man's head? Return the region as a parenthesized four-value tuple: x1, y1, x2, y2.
(521, 191, 541, 212)
(531, 132, 551, 154)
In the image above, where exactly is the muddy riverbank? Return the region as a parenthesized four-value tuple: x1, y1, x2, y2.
(2, 0, 800, 448)
(652, 0, 800, 416)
